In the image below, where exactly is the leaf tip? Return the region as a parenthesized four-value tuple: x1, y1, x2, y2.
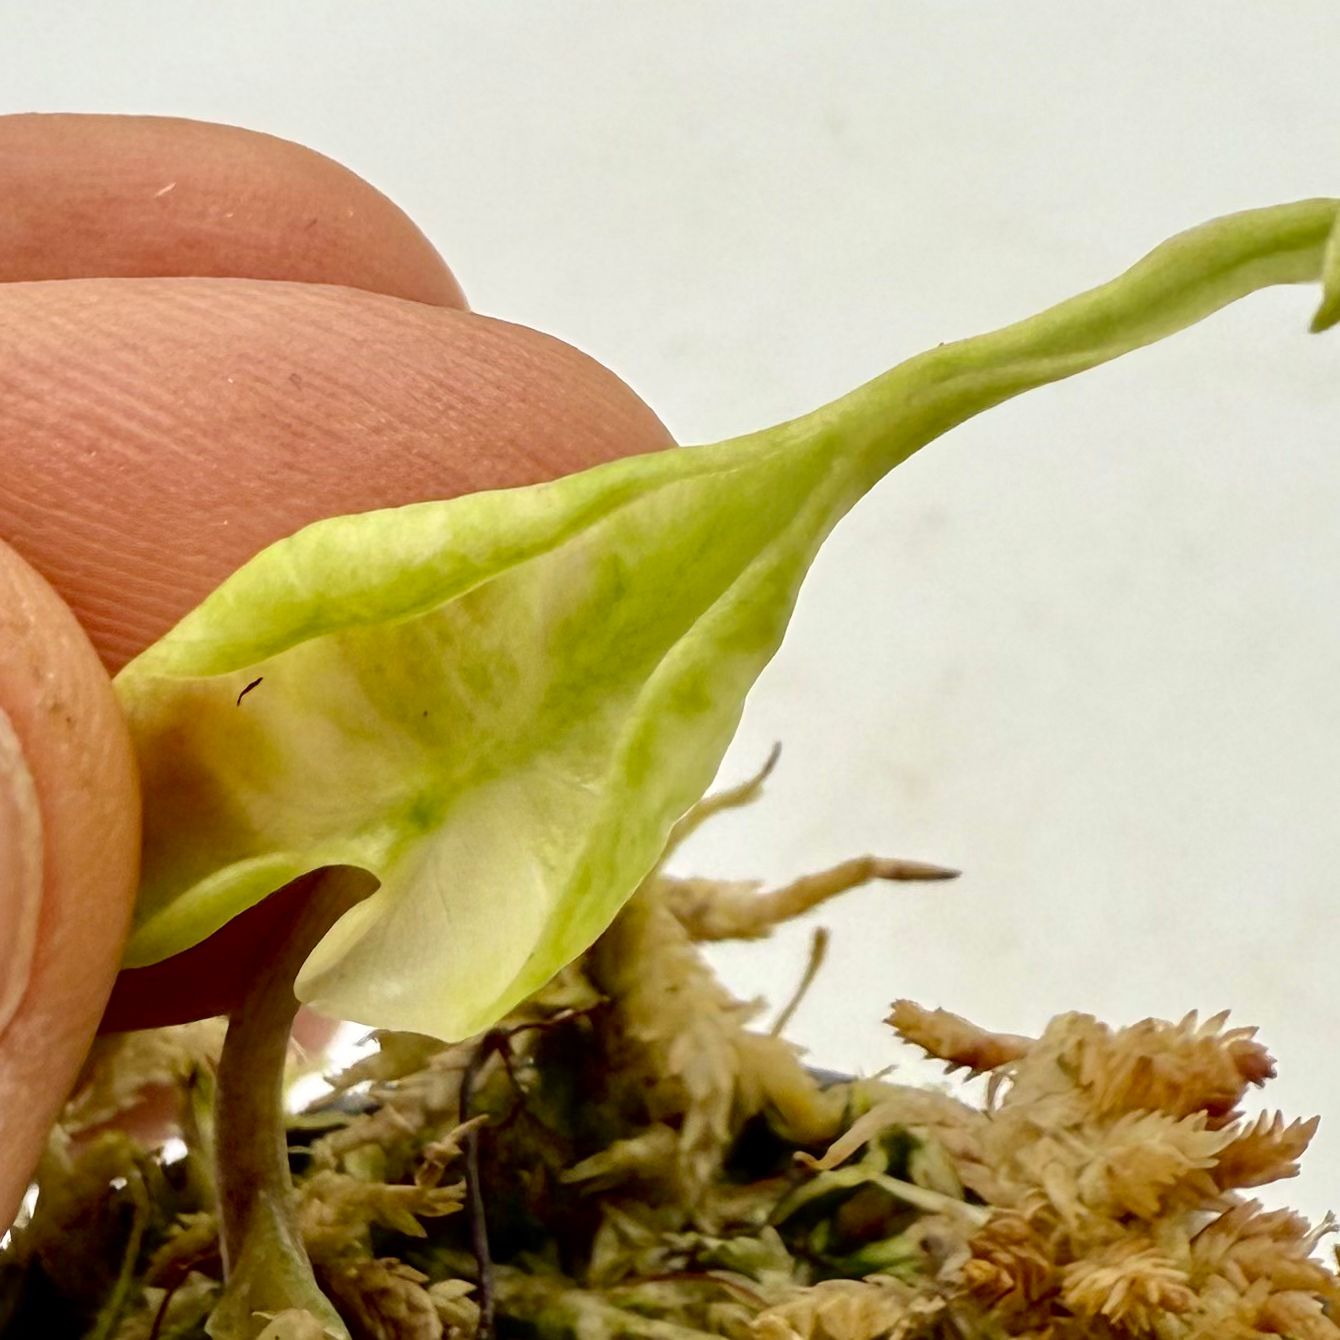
(1310, 208, 1340, 333)
(1309, 295, 1340, 334)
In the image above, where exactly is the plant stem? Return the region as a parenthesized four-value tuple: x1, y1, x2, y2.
(460, 1035, 500, 1340)
(208, 868, 370, 1340)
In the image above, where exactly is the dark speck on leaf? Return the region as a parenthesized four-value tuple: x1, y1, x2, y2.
(236, 677, 264, 706)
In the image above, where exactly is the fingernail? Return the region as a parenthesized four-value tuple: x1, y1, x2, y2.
(0, 706, 43, 1037)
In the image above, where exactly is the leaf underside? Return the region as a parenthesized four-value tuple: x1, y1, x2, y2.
(115, 198, 1339, 1039)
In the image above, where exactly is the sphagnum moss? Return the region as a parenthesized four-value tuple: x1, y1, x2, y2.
(3, 767, 1335, 1340)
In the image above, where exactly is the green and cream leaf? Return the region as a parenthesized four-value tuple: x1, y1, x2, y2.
(115, 198, 1338, 1039)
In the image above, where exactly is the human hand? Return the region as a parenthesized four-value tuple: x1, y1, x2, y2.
(0, 113, 671, 1228)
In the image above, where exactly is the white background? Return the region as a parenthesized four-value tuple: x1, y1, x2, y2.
(3, 5, 1338, 1217)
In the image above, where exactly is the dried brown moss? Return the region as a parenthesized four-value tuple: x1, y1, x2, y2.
(1, 771, 1333, 1340)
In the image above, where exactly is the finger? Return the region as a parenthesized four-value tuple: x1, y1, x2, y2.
(0, 541, 140, 1229)
(0, 114, 464, 307)
(0, 276, 672, 671)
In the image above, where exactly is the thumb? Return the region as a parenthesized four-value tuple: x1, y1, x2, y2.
(0, 541, 139, 1230)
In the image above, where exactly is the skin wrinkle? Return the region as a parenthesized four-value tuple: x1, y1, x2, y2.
(10, 282, 547, 463)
